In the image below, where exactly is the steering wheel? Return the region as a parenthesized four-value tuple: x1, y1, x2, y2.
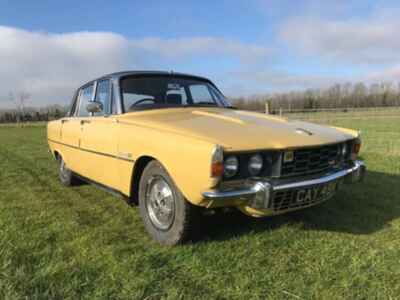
(129, 98, 156, 110)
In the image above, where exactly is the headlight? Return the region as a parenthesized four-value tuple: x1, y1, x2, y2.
(248, 154, 263, 176)
(224, 156, 239, 178)
(341, 143, 348, 157)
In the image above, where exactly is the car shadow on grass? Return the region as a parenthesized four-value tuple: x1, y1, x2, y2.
(196, 170, 400, 242)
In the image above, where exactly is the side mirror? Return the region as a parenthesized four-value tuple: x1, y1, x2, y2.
(86, 101, 103, 114)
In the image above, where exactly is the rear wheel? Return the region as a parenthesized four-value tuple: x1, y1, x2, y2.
(139, 160, 199, 245)
(58, 156, 79, 186)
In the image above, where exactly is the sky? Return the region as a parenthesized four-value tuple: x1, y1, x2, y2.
(1, 0, 400, 108)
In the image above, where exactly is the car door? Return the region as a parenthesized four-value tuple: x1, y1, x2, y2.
(62, 82, 95, 177)
(59, 90, 84, 173)
(78, 79, 120, 189)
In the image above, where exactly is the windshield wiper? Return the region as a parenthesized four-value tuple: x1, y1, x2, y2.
(184, 102, 218, 107)
(184, 103, 238, 109)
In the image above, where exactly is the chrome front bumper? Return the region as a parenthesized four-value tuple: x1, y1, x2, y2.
(203, 160, 366, 211)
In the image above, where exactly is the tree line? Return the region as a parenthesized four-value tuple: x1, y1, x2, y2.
(1, 91, 68, 123)
(231, 82, 400, 112)
(2, 81, 400, 122)
(0, 106, 67, 123)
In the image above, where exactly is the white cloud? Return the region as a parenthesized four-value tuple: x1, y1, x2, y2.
(0, 26, 129, 108)
(243, 70, 339, 89)
(365, 65, 400, 83)
(131, 37, 271, 63)
(279, 10, 400, 65)
(226, 70, 348, 95)
(0, 26, 271, 108)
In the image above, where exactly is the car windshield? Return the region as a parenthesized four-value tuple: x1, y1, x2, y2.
(120, 75, 232, 112)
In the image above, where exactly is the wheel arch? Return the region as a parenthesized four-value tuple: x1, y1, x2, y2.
(53, 150, 60, 160)
(52, 148, 65, 161)
(129, 155, 155, 204)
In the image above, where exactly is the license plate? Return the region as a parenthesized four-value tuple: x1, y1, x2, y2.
(295, 181, 339, 203)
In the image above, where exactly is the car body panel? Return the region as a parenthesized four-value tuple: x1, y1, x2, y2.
(47, 71, 362, 217)
(116, 121, 217, 202)
(48, 106, 358, 208)
(48, 115, 218, 204)
(117, 108, 357, 152)
(78, 116, 120, 189)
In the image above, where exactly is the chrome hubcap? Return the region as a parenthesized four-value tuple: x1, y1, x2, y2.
(60, 159, 68, 180)
(146, 176, 175, 230)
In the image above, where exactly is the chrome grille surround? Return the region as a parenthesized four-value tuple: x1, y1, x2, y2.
(280, 142, 348, 178)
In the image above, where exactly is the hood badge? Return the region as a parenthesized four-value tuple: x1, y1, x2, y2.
(295, 128, 313, 136)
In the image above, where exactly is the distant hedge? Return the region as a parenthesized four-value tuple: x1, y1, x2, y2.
(0, 108, 66, 123)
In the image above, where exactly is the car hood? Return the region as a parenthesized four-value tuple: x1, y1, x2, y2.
(118, 108, 357, 151)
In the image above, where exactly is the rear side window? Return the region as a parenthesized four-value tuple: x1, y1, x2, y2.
(94, 80, 111, 116)
(68, 91, 79, 116)
(77, 84, 94, 117)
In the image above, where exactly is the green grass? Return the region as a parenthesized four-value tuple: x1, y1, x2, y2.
(1, 116, 400, 299)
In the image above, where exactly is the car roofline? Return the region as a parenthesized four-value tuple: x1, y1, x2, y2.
(71, 71, 225, 116)
(77, 70, 214, 90)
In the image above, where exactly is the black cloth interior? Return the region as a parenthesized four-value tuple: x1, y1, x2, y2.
(166, 93, 182, 105)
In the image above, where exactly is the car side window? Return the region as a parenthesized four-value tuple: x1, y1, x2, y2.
(68, 91, 80, 117)
(189, 84, 216, 104)
(77, 84, 94, 117)
(94, 80, 111, 116)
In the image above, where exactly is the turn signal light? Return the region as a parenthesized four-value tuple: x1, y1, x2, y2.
(211, 162, 224, 177)
(211, 145, 224, 178)
(351, 138, 361, 160)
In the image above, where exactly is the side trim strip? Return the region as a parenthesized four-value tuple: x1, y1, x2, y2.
(73, 172, 129, 199)
(48, 139, 135, 162)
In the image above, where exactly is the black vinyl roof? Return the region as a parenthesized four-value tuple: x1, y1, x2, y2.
(96, 70, 212, 83)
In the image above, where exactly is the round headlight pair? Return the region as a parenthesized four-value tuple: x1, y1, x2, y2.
(248, 154, 263, 176)
(223, 154, 264, 178)
(224, 156, 239, 178)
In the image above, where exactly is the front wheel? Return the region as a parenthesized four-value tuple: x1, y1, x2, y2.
(58, 156, 79, 186)
(138, 160, 199, 245)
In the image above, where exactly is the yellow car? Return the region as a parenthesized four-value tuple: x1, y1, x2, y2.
(47, 71, 366, 245)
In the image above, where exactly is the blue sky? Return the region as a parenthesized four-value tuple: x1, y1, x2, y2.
(1, 0, 400, 107)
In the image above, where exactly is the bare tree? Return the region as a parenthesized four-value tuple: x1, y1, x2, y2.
(9, 91, 31, 122)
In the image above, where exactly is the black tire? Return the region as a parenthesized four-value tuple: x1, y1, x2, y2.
(58, 155, 79, 186)
(138, 160, 200, 245)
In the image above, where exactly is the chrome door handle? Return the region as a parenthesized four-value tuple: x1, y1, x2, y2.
(80, 120, 91, 125)
(61, 119, 69, 123)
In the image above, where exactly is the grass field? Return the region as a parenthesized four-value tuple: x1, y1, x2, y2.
(1, 115, 400, 299)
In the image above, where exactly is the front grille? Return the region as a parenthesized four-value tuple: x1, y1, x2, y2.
(281, 143, 344, 178)
(271, 188, 326, 211)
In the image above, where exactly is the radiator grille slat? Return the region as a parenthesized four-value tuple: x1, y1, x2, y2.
(281, 143, 343, 178)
